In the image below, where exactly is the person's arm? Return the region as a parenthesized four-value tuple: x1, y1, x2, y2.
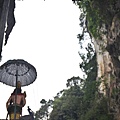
(22, 96, 26, 107)
(6, 96, 12, 109)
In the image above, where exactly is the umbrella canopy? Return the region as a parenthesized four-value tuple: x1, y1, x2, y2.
(0, 59, 37, 87)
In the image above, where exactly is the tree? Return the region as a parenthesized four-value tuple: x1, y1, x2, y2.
(35, 99, 53, 120)
(49, 76, 83, 120)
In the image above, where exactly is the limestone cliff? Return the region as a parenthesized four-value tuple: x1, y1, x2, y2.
(76, 1, 120, 119)
(92, 13, 120, 120)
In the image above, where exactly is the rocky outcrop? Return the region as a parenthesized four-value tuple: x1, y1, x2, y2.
(93, 13, 120, 120)
(107, 13, 120, 120)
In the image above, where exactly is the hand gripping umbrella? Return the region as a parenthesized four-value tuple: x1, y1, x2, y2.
(0, 59, 37, 119)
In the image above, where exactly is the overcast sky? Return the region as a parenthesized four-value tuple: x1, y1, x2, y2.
(0, 0, 82, 118)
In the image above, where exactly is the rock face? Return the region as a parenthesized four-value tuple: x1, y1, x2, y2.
(0, 0, 15, 59)
(93, 13, 120, 120)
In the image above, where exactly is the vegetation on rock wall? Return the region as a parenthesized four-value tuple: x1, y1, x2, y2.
(76, 0, 120, 38)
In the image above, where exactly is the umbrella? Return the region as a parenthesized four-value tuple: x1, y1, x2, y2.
(0, 59, 37, 119)
(0, 59, 37, 87)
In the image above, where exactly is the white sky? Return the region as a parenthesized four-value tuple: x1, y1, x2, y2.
(0, 0, 82, 118)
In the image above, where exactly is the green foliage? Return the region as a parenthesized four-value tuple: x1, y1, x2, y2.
(35, 99, 53, 120)
(49, 77, 83, 120)
(80, 97, 114, 120)
(47, 43, 113, 120)
(76, 0, 120, 38)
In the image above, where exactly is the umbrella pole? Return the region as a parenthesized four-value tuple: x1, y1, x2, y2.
(14, 69, 18, 120)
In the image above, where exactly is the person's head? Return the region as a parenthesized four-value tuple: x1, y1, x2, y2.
(17, 81, 21, 88)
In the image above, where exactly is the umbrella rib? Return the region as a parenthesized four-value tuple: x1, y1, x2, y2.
(6, 68, 30, 76)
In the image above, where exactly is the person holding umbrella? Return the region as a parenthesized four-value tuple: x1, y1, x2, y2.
(0, 59, 37, 119)
(6, 81, 26, 120)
